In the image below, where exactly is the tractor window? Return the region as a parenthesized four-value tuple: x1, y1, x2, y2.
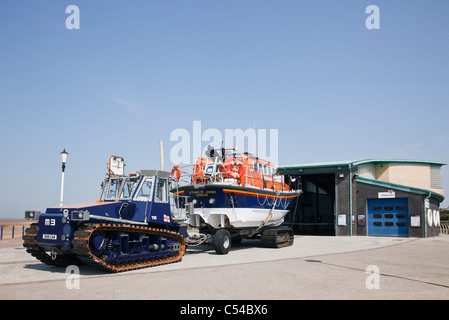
(120, 178, 139, 200)
(135, 179, 153, 201)
(104, 178, 121, 200)
(155, 178, 168, 203)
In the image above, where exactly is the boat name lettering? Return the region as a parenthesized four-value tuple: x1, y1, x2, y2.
(189, 190, 217, 197)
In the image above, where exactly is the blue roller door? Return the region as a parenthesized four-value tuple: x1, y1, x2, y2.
(367, 198, 408, 236)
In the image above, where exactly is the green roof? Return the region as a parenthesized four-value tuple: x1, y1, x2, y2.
(356, 176, 445, 202)
(276, 159, 446, 203)
(277, 159, 447, 173)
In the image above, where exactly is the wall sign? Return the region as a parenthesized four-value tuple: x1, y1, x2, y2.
(378, 190, 395, 198)
(410, 215, 421, 227)
(358, 214, 366, 227)
(337, 214, 347, 226)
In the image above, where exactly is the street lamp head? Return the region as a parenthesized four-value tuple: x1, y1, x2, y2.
(59, 148, 68, 206)
(60, 149, 68, 164)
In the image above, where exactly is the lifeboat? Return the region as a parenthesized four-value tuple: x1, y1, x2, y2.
(171, 147, 301, 254)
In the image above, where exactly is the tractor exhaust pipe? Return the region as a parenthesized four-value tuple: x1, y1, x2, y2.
(159, 140, 165, 171)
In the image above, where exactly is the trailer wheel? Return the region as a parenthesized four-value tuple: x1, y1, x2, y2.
(213, 229, 231, 254)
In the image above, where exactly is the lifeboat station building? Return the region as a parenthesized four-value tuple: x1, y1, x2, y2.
(277, 159, 445, 238)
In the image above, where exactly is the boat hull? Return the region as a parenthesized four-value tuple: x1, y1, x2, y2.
(173, 184, 300, 230)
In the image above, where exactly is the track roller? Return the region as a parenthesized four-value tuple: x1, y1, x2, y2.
(260, 226, 294, 248)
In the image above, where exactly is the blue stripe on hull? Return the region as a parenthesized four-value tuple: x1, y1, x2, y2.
(176, 185, 299, 212)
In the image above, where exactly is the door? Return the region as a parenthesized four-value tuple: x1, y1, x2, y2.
(368, 198, 408, 236)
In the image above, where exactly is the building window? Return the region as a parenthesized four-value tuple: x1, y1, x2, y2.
(430, 166, 442, 189)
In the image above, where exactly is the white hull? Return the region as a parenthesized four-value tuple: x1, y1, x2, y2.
(187, 207, 289, 229)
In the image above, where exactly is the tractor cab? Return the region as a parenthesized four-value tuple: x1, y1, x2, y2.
(95, 156, 172, 225)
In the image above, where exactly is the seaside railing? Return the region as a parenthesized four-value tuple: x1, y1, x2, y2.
(0, 226, 26, 240)
(440, 221, 449, 235)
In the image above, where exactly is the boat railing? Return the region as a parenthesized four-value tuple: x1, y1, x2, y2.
(169, 160, 298, 220)
(170, 192, 190, 221)
(171, 160, 290, 192)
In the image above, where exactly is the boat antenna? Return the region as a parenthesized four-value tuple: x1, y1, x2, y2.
(221, 140, 225, 161)
(253, 120, 258, 158)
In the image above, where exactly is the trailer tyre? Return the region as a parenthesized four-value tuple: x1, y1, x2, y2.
(213, 229, 231, 255)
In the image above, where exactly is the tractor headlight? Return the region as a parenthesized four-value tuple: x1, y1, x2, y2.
(25, 210, 41, 220)
(71, 210, 90, 221)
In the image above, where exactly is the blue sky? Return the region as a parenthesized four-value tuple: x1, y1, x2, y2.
(0, 0, 448, 217)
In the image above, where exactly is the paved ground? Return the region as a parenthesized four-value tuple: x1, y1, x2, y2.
(0, 234, 448, 300)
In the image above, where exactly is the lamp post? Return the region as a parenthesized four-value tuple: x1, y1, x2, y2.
(59, 149, 68, 207)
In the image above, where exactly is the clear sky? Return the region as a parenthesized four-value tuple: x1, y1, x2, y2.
(0, 0, 448, 218)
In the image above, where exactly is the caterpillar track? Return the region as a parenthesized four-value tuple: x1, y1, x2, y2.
(73, 223, 186, 272)
(23, 222, 186, 273)
(260, 226, 294, 248)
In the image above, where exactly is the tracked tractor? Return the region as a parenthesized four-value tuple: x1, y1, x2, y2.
(23, 156, 186, 272)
